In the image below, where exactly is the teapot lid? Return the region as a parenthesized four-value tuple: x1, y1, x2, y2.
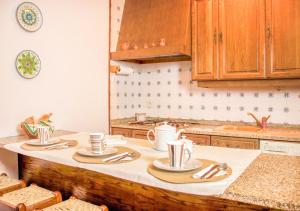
(156, 122, 176, 131)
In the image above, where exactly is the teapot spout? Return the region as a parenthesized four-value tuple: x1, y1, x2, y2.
(175, 129, 185, 140)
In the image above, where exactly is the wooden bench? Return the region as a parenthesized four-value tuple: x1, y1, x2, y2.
(0, 184, 61, 211)
(37, 196, 108, 211)
(0, 173, 26, 196)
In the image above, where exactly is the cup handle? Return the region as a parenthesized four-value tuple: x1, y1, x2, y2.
(45, 129, 50, 141)
(184, 148, 192, 163)
(147, 130, 155, 145)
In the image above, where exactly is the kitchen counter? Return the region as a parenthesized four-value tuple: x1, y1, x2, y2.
(111, 118, 300, 143)
(221, 153, 300, 210)
(3, 132, 300, 210)
(0, 130, 75, 149)
(4, 132, 261, 196)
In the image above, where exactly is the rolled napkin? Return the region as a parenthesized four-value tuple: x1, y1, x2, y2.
(105, 135, 127, 146)
(192, 164, 215, 179)
(192, 164, 227, 179)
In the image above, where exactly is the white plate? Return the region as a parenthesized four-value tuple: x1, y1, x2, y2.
(26, 138, 60, 146)
(77, 147, 118, 157)
(153, 158, 202, 172)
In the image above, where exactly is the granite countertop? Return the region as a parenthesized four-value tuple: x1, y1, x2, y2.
(0, 130, 74, 149)
(221, 153, 300, 210)
(111, 118, 300, 142)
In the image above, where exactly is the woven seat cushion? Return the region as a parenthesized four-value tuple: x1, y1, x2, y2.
(0, 185, 55, 207)
(0, 175, 21, 190)
(43, 198, 103, 211)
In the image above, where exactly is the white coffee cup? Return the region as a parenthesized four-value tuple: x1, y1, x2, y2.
(167, 141, 191, 168)
(36, 125, 50, 144)
(89, 133, 105, 154)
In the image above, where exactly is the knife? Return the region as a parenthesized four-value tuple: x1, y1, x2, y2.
(44, 142, 69, 150)
(102, 152, 129, 162)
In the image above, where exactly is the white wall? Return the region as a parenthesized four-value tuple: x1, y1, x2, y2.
(0, 0, 109, 137)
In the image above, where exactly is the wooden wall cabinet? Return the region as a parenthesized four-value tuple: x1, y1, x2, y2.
(192, 0, 300, 84)
(266, 0, 300, 78)
(218, 0, 265, 79)
(192, 0, 217, 80)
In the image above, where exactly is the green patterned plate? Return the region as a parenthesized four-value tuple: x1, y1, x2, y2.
(16, 50, 41, 79)
(16, 2, 43, 32)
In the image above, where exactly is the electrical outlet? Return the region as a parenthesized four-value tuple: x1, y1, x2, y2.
(145, 101, 152, 109)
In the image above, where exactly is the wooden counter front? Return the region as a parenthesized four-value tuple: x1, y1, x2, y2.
(18, 155, 270, 211)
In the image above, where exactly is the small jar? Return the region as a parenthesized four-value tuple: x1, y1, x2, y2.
(135, 113, 146, 122)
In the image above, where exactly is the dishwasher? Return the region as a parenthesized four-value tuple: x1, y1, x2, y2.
(260, 140, 300, 156)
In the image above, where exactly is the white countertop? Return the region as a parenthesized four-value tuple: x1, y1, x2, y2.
(4, 132, 261, 196)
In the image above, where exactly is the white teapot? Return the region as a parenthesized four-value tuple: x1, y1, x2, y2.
(147, 122, 184, 151)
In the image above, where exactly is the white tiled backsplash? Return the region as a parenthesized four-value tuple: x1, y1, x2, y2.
(110, 0, 300, 124)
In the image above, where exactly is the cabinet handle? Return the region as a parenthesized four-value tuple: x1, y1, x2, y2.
(266, 27, 271, 39)
(213, 31, 217, 44)
(219, 32, 223, 43)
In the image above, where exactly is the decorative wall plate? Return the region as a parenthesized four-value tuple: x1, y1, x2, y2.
(16, 2, 43, 32)
(16, 50, 41, 79)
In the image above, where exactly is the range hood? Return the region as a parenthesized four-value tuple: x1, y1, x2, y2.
(111, 0, 191, 64)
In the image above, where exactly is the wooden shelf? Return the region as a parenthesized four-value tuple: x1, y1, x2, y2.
(197, 79, 300, 89)
(111, 46, 191, 64)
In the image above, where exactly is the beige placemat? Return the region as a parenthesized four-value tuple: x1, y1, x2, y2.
(72, 146, 141, 164)
(21, 140, 78, 151)
(148, 159, 232, 184)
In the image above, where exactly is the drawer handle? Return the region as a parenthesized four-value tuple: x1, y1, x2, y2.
(264, 149, 286, 153)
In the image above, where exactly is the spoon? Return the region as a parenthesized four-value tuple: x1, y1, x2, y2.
(206, 163, 228, 179)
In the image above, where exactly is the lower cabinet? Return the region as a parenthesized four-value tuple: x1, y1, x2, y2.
(183, 133, 210, 146)
(111, 127, 132, 137)
(111, 127, 259, 149)
(211, 136, 259, 149)
(132, 129, 154, 140)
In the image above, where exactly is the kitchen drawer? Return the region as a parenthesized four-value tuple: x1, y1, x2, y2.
(132, 129, 154, 140)
(111, 127, 132, 137)
(260, 140, 300, 156)
(183, 133, 210, 145)
(211, 136, 259, 149)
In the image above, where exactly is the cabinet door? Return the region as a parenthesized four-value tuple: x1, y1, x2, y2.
(218, 0, 265, 79)
(266, 0, 300, 78)
(192, 0, 217, 80)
